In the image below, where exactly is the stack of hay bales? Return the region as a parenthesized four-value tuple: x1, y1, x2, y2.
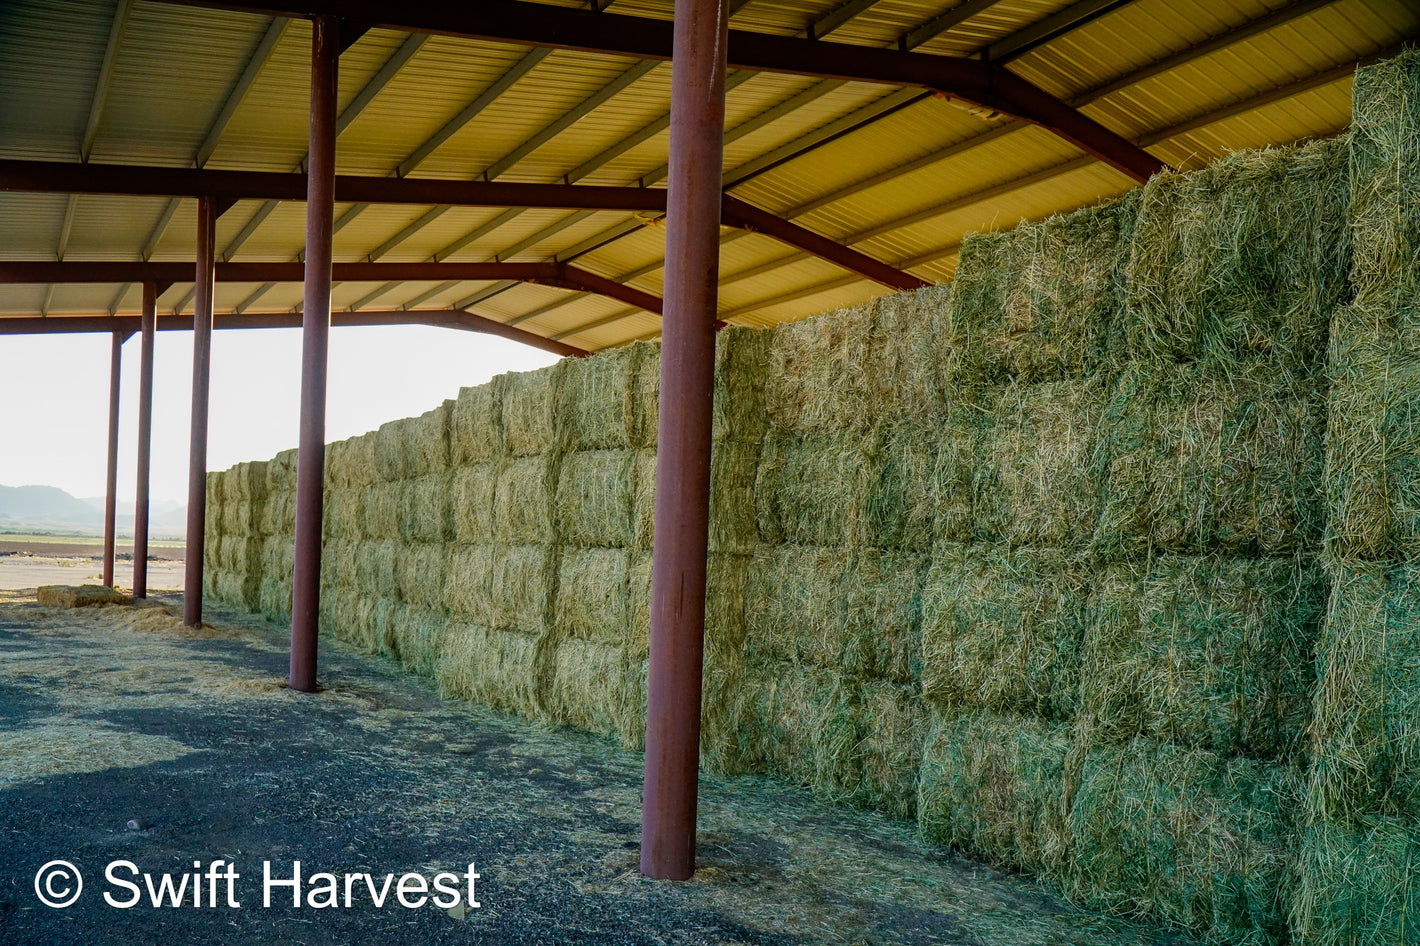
(203, 459, 269, 611)
(1296, 49, 1420, 945)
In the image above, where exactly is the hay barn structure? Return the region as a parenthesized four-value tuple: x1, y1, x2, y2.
(3, 0, 1419, 941)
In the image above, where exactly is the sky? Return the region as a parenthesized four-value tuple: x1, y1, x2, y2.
(0, 325, 558, 504)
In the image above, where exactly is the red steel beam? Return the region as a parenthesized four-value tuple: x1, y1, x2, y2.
(721, 196, 928, 290)
(132, 283, 157, 599)
(149, 0, 1163, 181)
(290, 15, 339, 693)
(102, 330, 126, 588)
(641, 0, 726, 882)
(0, 159, 670, 210)
(184, 196, 217, 628)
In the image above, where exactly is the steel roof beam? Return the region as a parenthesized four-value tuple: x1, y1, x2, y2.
(150, 0, 1161, 181)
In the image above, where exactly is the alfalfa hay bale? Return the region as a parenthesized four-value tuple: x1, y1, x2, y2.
(855, 680, 926, 820)
(385, 603, 449, 678)
(713, 326, 770, 443)
(393, 542, 451, 611)
(754, 429, 865, 546)
(763, 303, 875, 432)
(492, 454, 558, 545)
(948, 195, 1136, 385)
(374, 419, 408, 482)
(866, 282, 952, 421)
(861, 423, 941, 551)
(500, 363, 561, 457)
(708, 438, 760, 553)
(557, 341, 643, 451)
(553, 547, 628, 643)
(1066, 741, 1299, 946)
(1123, 135, 1349, 376)
(451, 379, 502, 465)
(435, 623, 543, 718)
(1094, 364, 1326, 560)
(733, 661, 862, 803)
(361, 482, 403, 540)
(917, 707, 1075, 874)
(1078, 555, 1324, 760)
(1308, 561, 1420, 820)
(1293, 815, 1420, 946)
(451, 462, 500, 544)
(444, 544, 496, 622)
(403, 401, 452, 476)
(485, 544, 556, 634)
(920, 546, 1089, 722)
(401, 472, 453, 544)
(554, 450, 634, 548)
(545, 636, 639, 744)
(973, 376, 1110, 549)
(632, 449, 656, 549)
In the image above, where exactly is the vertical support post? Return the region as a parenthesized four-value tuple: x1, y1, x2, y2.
(102, 331, 124, 588)
(289, 14, 338, 693)
(133, 282, 156, 598)
(640, 0, 728, 882)
(183, 196, 216, 627)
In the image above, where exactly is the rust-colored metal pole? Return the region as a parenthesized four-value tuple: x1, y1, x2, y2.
(640, 0, 728, 882)
(132, 282, 157, 598)
(183, 197, 216, 626)
(289, 15, 338, 693)
(101, 331, 124, 588)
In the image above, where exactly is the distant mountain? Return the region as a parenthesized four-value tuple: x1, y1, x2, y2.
(0, 484, 185, 538)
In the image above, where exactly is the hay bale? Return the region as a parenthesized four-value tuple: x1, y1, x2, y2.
(1095, 364, 1326, 560)
(485, 544, 556, 633)
(435, 623, 543, 718)
(708, 438, 761, 553)
(403, 401, 452, 476)
(713, 326, 771, 443)
(557, 342, 644, 451)
(258, 490, 294, 538)
(401, 472, 452, 544)
(917, 707, 1075, 873)
(866, 283, 952, 422)
(450, 462, 500, 544)
(1308, 561, 1420, 820)
(861, 423, 938, 551)
(630, 340, 660, 448)
(632, 450, 656, 549)
(734, 661, 862, 802)
(553, 547, 629, 643)
(493, 455, 558, 545)
(973, 377, 1109, 549)
(451, 380, 503, 465)
(386, 603, 449, 678)
(36, 585, 131, 608)
(361, 482, 403, 540)
(1079, 555, 1324, 760)
(1294, 815, 1420, 946)
(354, 540, 398, 592)
(754, 429, 865, 546)
(949, 195, 1136, 385)
(545, 636, 639, 744)
(373, 419, 408, 482)
(444, 544, 496, 623)
(763, 304, 875, 432)
(328, 433, 376, 490)
(920, 546, 1089, 721)
(321, 487, 362, 540)
(554, 450, 635, 548)
(856, 680, 926, 820)
(1066, 741, 1299, 945)
(392, 542, 450, 611)
(1124, 135, 1349, 376)
(500, 364, 561, 457)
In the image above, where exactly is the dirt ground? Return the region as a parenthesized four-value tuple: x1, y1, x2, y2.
(0, 590, 1195, 946)
(0, 552, 185, 593)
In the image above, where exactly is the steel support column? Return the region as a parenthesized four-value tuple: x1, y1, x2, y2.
(101, 331, 124, 587)
(640, 0, 728, 882)
(290, 15, 338, 693)
(183, 198, 216, 626)
(133, 283, 156, 598)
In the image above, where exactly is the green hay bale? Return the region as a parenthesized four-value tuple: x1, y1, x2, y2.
(1324, 300, 1420, 562)
(1066, 741, 1299, 945)
(1294, 815, 1420, 946)
(401, 472, 452, 544)
(268, 447, 298, 492)
(631, 341, 660, 448)
(920, 546, 1089, 721)
(917, 707, 1075, 873)
(329, 433, 377, 490)
(553, 547, 629, 643)
(319, 538, 359, 592)
(744, 546, 925, 684)
(632, 450, 656, 549)
(856, 680, 926, 820)
(361, 482, 403, 540)
(373, 419, 408, 482)
(444, 544, 496, 622)
(713, 326, 770, 443)
(754, 429, 864, 546)
(492, 455, 558, 545)
(866, 283, 952, 422)
(386, 603, 449, 678)
(554, 450, 635, 548)
(392, 543, 450, 611)
(500, 364, 561, 457)
(1079, 555, 1324, 760)
(556, 342, 644, 451)
(450, 462, 500, 545)
(861, 423, 939, 551)
(258, 490, 294, 538)
(322, 487, 362, 540)
(1308, 562, 1420, 820)
(973, 377, 1110, 549)
(545, 637, 639, 744)
(219, 501, 254, 535)
(708, 438, 761, 553)
(948, 195, 1136, 385)
(436, 623, 543, 718)
(1095, 363, 1326, 560)
(734, 662, 862, 803)
(450, 379, 503, 466)
(205, 469, 226, 507)
(403, 400, 452, 477)
(763, 303, 875, 432)
(354, 540, 398, 592)
(485, 544, 555, 634)
(1124, 135, 1349, 376)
